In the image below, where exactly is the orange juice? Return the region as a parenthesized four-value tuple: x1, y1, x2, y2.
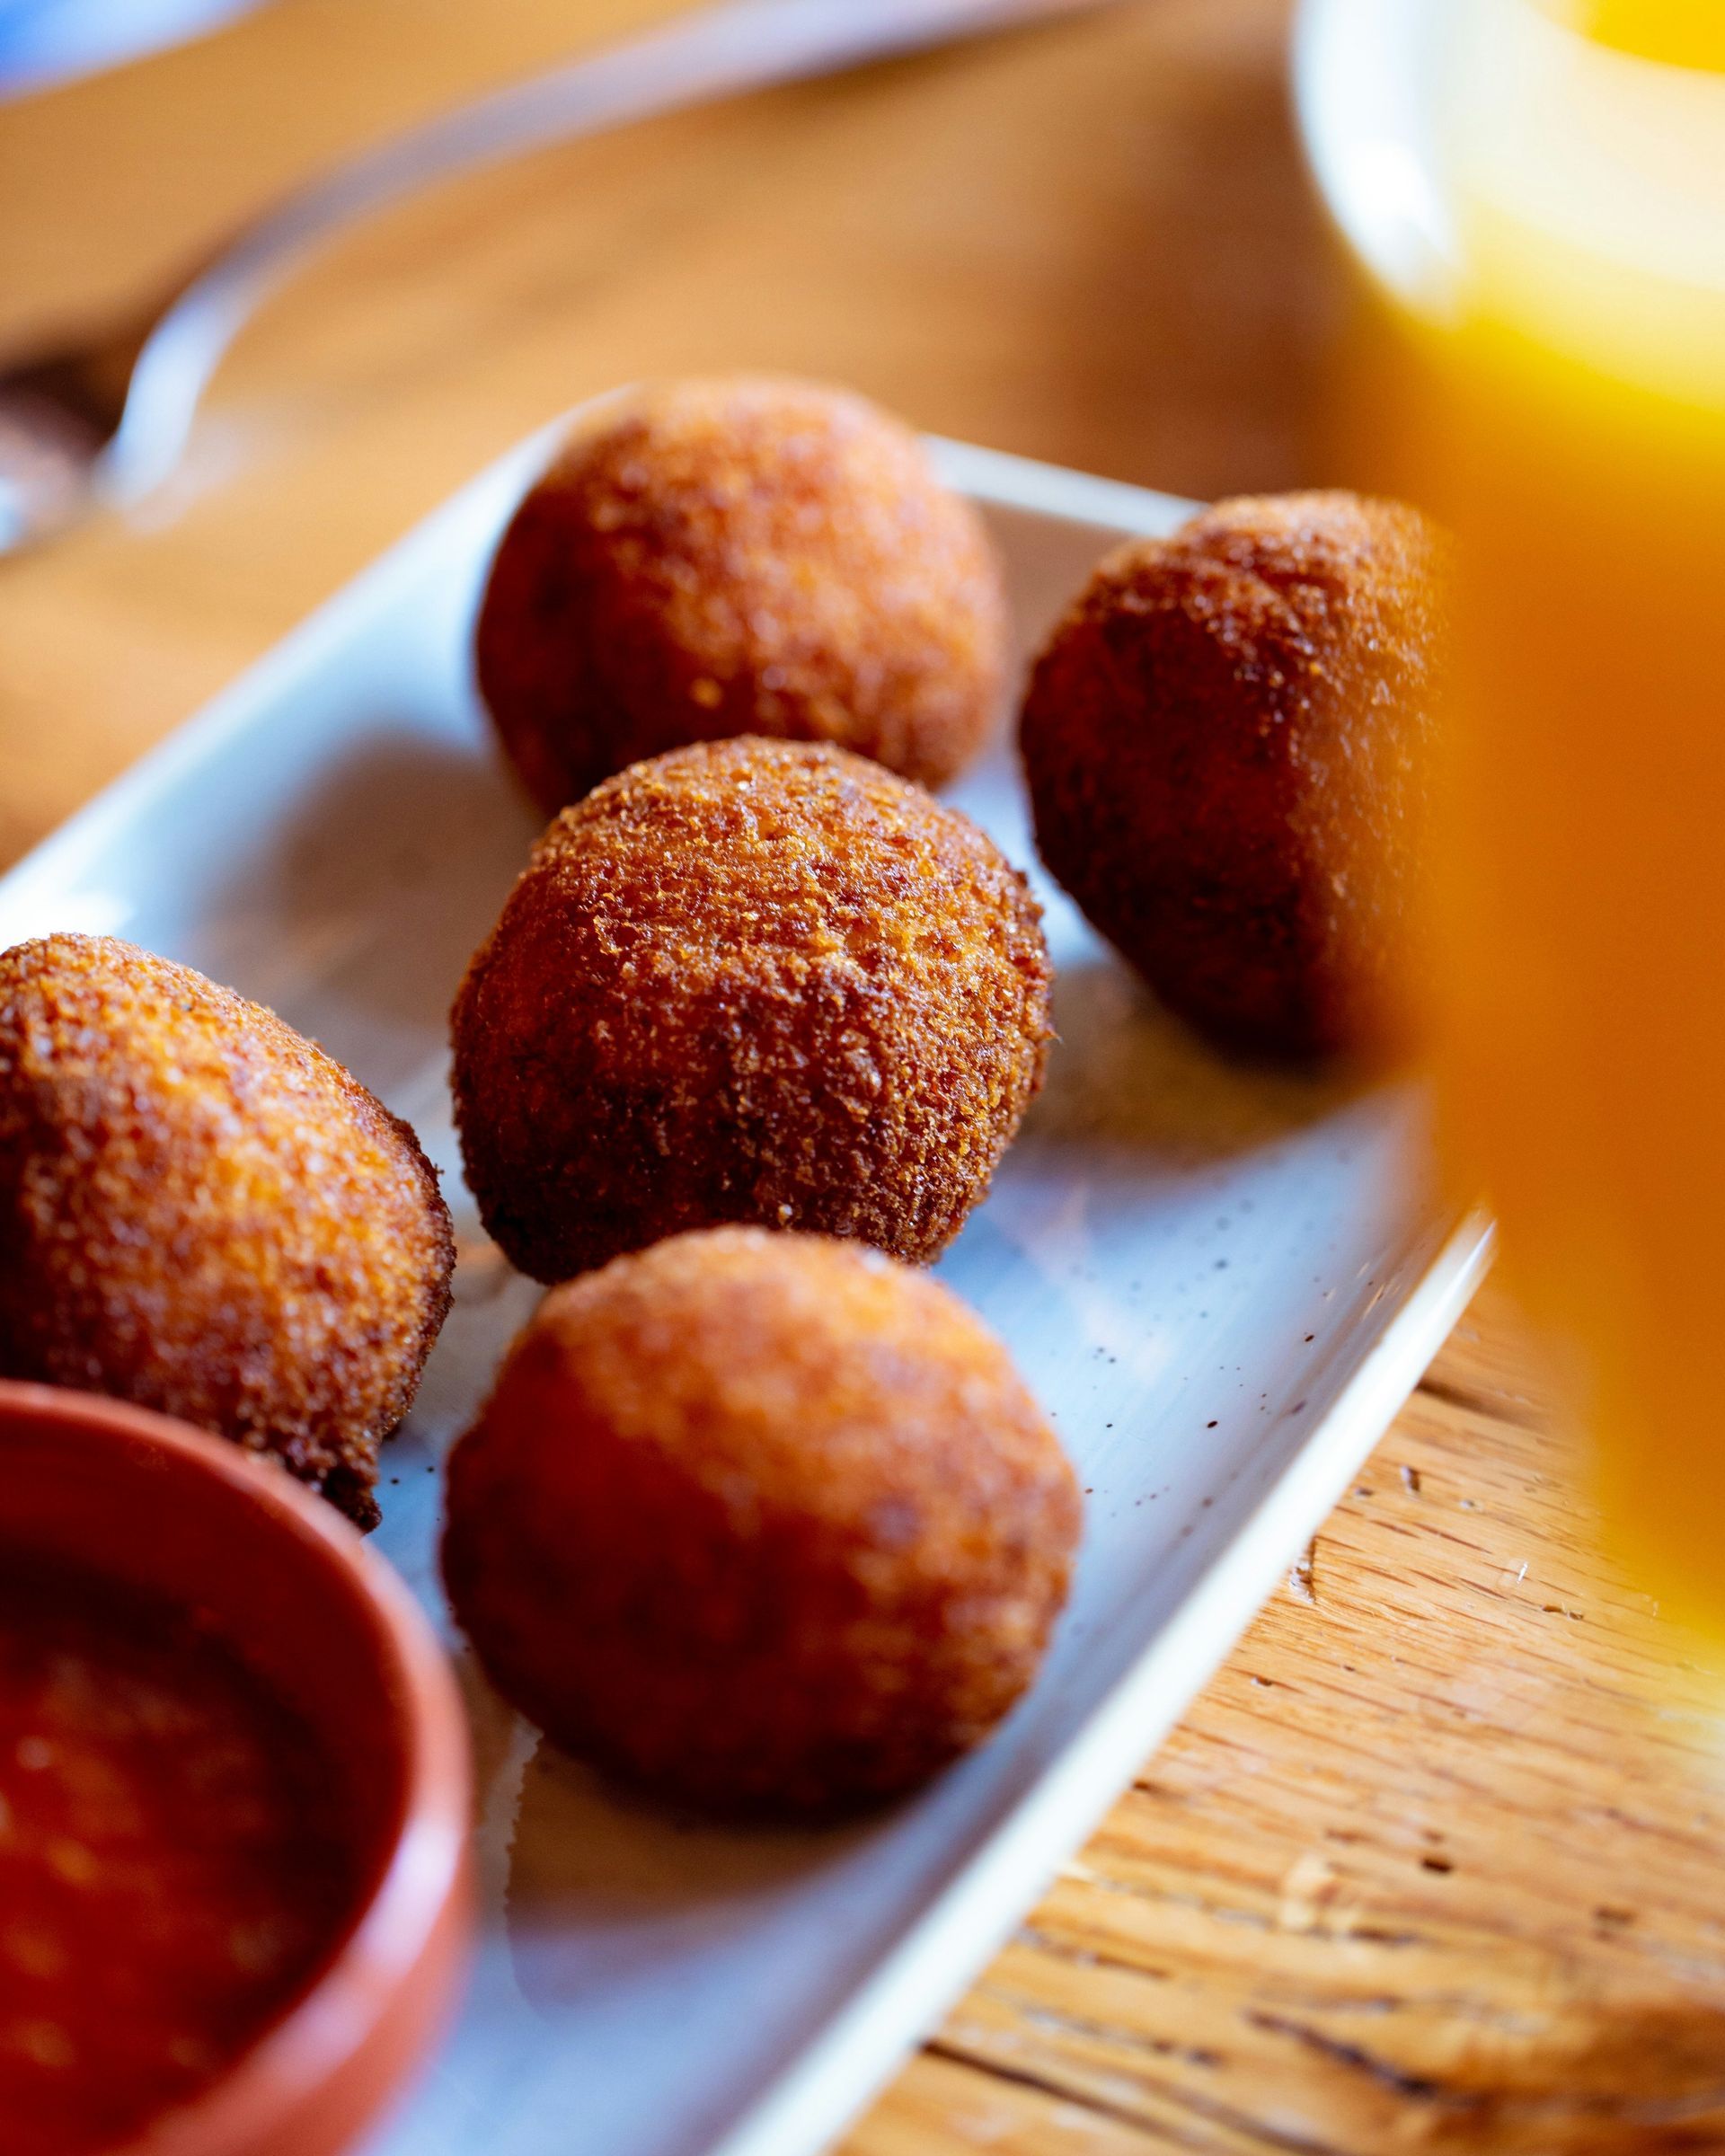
(1561, 0, 1725, 70)
(1402, 2, 1725, 1625)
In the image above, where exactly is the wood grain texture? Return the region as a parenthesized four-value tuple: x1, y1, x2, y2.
(847, 1299, 1725, 2154)
(3, 4, 1720, 2151)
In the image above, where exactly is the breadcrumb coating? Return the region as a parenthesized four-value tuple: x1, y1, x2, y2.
(442, 1226, 1081, 1817)
(452, 737, 1053, 1282)
(476, 376, 1009, 810)
(1020, 491, 1447, 1061)
(0, 934, 455, 1526)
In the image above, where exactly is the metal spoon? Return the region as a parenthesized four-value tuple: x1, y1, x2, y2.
(0, 0, 1108, 556)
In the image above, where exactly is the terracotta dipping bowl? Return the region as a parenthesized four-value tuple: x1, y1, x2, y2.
(0, 1382, 472, 2156)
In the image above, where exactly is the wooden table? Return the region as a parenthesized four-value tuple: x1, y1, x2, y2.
(6, 5, 1725, 2149)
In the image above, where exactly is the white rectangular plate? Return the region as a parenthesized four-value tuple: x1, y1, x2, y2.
(0, 423, 1489, 2156)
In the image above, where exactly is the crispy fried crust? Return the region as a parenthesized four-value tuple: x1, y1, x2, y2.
(1020, 491, 1447, 1061)
(442, 1226, 1081, 1817)
(475, 376, 1009, 810)
(451, 737, 1053, 1282)
(0, 934, 456, 1526)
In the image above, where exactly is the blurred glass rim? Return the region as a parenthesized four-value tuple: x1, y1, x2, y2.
(0, 0, 268, 101)
(1293, 0, 1725, 319)
(1291, 0, 1457, 314)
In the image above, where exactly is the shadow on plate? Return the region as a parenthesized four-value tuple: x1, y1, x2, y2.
(509, 1744, 869, 1931)
(455, 1652, 867, 1927)
(1022, 956, 1368, 1164)
(189, 725, 540, 1053)
(452, 1650, 873, 2010)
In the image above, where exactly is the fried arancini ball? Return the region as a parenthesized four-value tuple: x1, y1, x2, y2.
(442, 1226, 1080, 1817)
(451, 736, 1052, 1283)
(0, 934, 455, 1527)
(1020, 491, 1447, 1061)
(474, 376, 1009, 811)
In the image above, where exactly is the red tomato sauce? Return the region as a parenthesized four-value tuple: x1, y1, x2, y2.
(0, 1555, 358, 2154)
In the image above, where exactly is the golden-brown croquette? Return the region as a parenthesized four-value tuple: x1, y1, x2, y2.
(0, 933, 455, 1526)
(1020, 491, 1447, 1061)
(451, 736, 1052, 1283)
(441, 1225, 1081, 1818)
(475, 376, 1009, 811)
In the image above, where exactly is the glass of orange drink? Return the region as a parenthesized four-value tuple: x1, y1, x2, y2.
(1297, 0, 1725, 1629)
